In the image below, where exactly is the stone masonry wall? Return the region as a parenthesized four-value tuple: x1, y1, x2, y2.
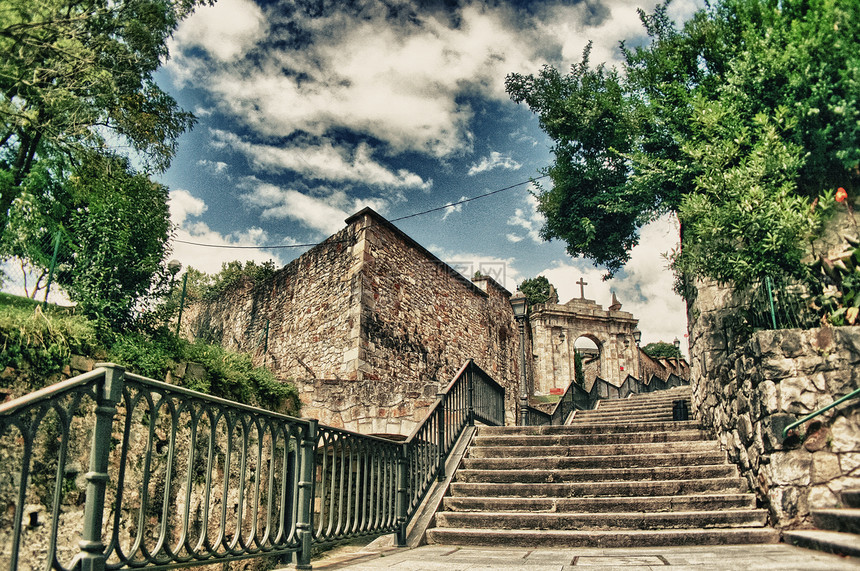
(185, 225, 361, 382)
(691, 324, 860, 528)
(355, 211, 519, 429)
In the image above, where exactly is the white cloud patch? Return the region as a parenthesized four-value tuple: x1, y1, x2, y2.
(239, 180, 388, 235)
(172, 0, 266, 61)
(507, 193, 543, 243)
(534, 215, 687, 349)
(441, 196, 469, 221)
(169, 189, 286, 275)
(431, 246, 523, 293)
(467, 151, 522, 176)
(209, 129, 431, 190)
(197, 159, 229, 175)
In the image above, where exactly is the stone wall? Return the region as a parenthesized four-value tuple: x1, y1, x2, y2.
(691, 325, 860, 528)
(186, 208, 520, 434)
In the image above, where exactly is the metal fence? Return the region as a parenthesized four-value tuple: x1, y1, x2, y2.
(523, 373, 688, 426)
(0, 359, 504, 570)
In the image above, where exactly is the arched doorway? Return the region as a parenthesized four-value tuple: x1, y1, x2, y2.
(573, 335, 601, 388)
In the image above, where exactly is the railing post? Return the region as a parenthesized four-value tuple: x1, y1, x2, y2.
(78, 363, 125, 571)
(296, 419, 318, 571)
(467, 361, 475, 427)
(436, 393, 446, 482)
(395, 443, 409, 547)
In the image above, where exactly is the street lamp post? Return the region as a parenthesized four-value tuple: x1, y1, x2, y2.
(633, 329, 642, 380)
(510, 291, 529, 426)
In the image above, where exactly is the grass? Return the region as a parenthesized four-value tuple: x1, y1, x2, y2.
(0, 292, 300, 414)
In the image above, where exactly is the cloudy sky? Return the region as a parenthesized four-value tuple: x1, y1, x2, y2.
(151, 0, 702, 349)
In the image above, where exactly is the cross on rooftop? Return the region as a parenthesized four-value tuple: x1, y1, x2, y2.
(577, 277, 588, 299)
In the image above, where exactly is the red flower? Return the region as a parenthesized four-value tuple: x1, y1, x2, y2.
(836, 187, 848, 202)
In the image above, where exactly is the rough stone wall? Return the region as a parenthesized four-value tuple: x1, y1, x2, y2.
(185, 225, 361, 383)
(356, 212, 519, 428)
(692, 325, 860, 528)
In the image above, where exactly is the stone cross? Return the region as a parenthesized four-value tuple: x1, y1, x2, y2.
(577, 277, 588, 299)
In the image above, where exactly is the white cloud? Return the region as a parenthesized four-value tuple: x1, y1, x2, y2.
(196, 159, 229, 175)
(441, 196, 469, 221)
(239, 180, 388, 236)
(467, 151, 522, 176)
(209, 129, 431, 190)
(171, 0, 265, 61)
(507, 193, 543, 243)
(534, 215, 687, 348)
(506, 233, 524, 243)
(431, 246, 523, 293)
(169, 189, 286, 275)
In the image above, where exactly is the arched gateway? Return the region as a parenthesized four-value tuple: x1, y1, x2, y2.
(529, 291, 640, 393)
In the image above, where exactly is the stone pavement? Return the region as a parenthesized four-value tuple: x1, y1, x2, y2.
(298, 543, 860, 570)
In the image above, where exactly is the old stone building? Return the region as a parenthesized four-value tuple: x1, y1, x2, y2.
(185, 208, 520, 435)
(528, 294, 641, 393)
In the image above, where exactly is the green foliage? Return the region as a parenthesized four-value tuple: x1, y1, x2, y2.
(642, 341, 682, 360)
(200, 260, 277, 301)
(809, 234, 860, 326)
(0, 293, 99, 382)
(519, 276, 554, 307)
(2, 153, 173, 326)
(0, 0, 207, 235)
(573, 350, 584, 386)
(506, 0, 860, 287)
(0, 294, 299, 414)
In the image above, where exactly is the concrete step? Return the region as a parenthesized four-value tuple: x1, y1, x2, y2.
(448, 477, 750, 498)
(843, 489, 860, 509)
(812, 508, 860, 535)
(571, 412, 681, 423)
(592, 399, 689, 411)
(478, 420, 702, 436)
(442, 494, 757, 513)
(461, 450, 727, 470)
(469, 440, 722, 458)
(424, 527, 779, 548)
(434, 509, 769, 530)
(472, 429, 711, 447)
(785, 529, 860, 558)
(453, 464, 738, 484)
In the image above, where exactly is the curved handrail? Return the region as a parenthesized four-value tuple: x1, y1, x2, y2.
(782, 386, 860, 439)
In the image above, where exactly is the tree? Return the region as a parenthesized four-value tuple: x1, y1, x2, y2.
(642, 341, 682, 360)
(519, 275, 555, 307)
(0, 0, 207, 235)
(2, 152, 173, 326)
(506, 0, 860, 287)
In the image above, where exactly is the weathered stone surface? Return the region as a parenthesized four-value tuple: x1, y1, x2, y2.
(803, 423, 830, 452)
(69, 354, 94, 373)
(769, 449, 812, 486)
(811, 452, 842, 484)
(831, 416, 860, 453)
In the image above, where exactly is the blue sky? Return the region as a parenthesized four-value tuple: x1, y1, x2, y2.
(154, 0, 700, 349)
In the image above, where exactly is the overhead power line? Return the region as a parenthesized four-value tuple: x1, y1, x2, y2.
(174, 174, 547, 250)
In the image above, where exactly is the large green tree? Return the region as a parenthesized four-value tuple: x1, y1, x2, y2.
(0, 0, 207, 233)
(3, 152, 172, 325)
(507, 0, 859, 287)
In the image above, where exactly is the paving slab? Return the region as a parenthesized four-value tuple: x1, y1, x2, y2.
(284, 543, 860, 570)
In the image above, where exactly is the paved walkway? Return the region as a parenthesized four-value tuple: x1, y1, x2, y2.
(298, 543, 860, 570)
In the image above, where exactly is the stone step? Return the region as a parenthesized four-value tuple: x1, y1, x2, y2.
(469, 440, 722, 459)
(785, 529, 860, 558)
(434, 509, 769, 531)
(461, 450, 727, 471)
(478, 420, 702, 436)
(448, 477, 750, 498)
(593, 399, 690, 411)
(472, 429, 711, 447)
(596, 392, 690, 405)
(442, 493, 757, 513)
(424, 527, 779, 548)
(454, 464, 738, 484)
(812, 508, 860, 535)
(843, 489, 860, 509)
(571, 411, 681, 423)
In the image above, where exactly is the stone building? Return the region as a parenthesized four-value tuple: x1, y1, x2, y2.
(528, 294, 641, 393)
(184, 208, 520, 435)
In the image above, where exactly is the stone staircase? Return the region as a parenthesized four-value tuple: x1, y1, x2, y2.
(425, 386, 780, 547)
(785, 488, 860, 557)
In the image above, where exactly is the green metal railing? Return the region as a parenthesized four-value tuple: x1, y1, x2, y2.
(0, 359, 504, 570)
(782, 387, 860, 439)
(523, 373, 688, 426)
